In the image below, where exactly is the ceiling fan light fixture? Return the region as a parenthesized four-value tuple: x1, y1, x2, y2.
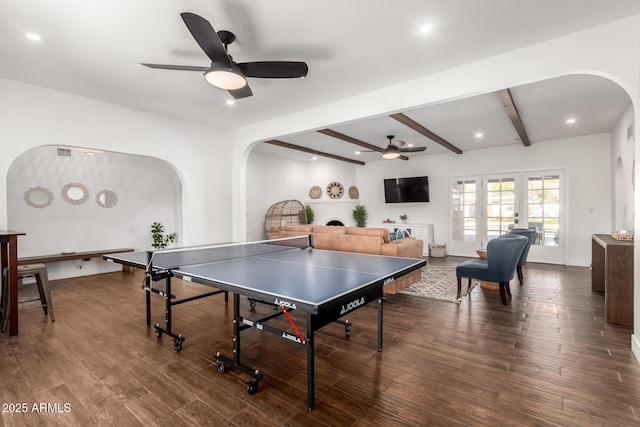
(382, 151, 401, 159)
(205, 65, 247, 90)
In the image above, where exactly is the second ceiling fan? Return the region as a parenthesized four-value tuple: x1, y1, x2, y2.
(142, 12, 309, 99)
(379, 135, 427, 159)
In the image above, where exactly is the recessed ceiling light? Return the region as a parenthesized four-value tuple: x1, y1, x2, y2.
(475, 132, 484, 138)
(25, 32, 41, 41)
(419, 24, 433, 33)
(566, 118, 576, 124)
(355, 151, 361, 155)
(225, 99, 235, 106)
(312, 156, 318, 161)
(407, 143, 414, 147)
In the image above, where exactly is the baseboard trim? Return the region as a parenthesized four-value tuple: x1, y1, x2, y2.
(632, 334, 640, 364)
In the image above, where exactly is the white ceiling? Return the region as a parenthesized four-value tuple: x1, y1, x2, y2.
(1, 1, 637, 162)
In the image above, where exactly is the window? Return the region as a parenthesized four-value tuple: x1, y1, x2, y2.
(451, 179, 477, 242)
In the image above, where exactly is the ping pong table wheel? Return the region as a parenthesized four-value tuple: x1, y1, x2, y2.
(249, 299, 256, 310)
(344, 323, 351, 337)
(173, 337, 184, 352)
(247, 380, 259, 395)
(216, 361, 226, 373)
(155, 326, 162, 339)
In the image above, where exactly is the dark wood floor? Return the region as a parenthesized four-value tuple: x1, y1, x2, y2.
(1, 256, 639, 426)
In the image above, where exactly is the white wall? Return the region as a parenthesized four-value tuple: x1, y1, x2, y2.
(0, 78, 233, 250)
(245, 153, 359, 240)
(247, 133, 611, 267)
(7, 146, 181, 279)
(245, 152, 308, 241)
(611, 104, 635, 231)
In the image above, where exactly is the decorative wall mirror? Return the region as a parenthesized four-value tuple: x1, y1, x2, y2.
(24, 186, 54, 209)
(61, 182, 89, 205)
(95, 189, 118, 208)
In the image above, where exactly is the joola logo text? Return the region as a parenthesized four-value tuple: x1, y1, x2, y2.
(282, 332, 303, 343)
(274, 298, 297, 310)
(340, 297, 365, 315)
(383, 277, 395, 285)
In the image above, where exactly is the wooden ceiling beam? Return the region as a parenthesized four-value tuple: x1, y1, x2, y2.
(389, 112, 463, 154)
(264, 140, 365, 165)
(317, 128, 409, 161)
(497, 88, 531, 147)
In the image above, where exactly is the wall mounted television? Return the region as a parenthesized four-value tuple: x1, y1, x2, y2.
(384, 176, 429, 203)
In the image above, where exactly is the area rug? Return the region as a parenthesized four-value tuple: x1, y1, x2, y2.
(399, 264, 478, 303)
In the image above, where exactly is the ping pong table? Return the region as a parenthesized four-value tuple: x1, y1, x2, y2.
(107, 235, 425, 411)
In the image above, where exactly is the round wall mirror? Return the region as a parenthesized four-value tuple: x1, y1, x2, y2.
(24, 186, 54, 209)
(61, 182, 89, 205)
(95, 189, 118, 208)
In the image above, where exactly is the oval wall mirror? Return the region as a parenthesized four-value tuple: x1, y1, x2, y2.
(95, 189, 118, 208)
(61, 182, 89, 205)
(24, 186, 54, 209)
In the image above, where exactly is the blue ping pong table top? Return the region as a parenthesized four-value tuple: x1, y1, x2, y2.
(171, 248, 424, 309)
(104, 246, 425, 311)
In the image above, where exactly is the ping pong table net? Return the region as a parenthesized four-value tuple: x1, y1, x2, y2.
(147, 235, 313, 270)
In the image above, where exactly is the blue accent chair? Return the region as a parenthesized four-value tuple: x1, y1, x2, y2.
(456, 234, 528, 304)
(499, 228, 538, 285)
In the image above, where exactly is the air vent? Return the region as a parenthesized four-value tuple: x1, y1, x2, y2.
(57, 148, 72, 157)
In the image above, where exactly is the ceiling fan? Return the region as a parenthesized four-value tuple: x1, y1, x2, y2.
(378, 135, 427, 159)
(141, 12, 309, 99)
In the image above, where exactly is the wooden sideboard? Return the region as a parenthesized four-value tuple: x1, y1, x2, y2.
(591, 234, 634, 327)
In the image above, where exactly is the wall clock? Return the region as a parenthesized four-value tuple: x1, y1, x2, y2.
(348, 186, 359, 199)
(309, 185, 322, 199)
(326, 182, 344, 199)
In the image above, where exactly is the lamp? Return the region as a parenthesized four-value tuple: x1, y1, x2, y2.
(204, 63, 247, 90)
(382, 145, 401, 159)
(382, 151, 401, 159)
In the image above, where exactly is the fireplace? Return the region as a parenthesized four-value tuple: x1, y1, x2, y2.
(326, 220, 344, 226)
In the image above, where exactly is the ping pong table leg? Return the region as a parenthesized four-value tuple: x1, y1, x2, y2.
(145, 274, 151, 328)
(378, 296, 383, 352)
(306, 313, 315, 411)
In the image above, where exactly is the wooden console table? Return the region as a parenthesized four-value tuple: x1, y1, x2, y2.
(591, 234, 634, 327)
(1, 231, 26, 336)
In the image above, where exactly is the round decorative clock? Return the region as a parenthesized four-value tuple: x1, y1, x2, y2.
(309, 185, 322, 199)
(348, 186, 359, 199)
(326, 182, 344, 199)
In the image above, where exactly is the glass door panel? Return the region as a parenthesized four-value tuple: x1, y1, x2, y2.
(449, 177, 481, 256)
(484, 175, 518, 242)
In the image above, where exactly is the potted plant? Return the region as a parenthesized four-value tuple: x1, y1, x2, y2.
(352, 204, 368, 227)
(305, 204, 315, 224)
(151, 222, 176, 249)
(400, 214, 408, 223)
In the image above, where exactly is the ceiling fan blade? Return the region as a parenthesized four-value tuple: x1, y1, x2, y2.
(390, 139, 406, 148)
(180, 12, 231, 66)
(237, 61, 308, 78)
(141, 63, 209, 72)
(229, 84, 253, 99)
(398, 146, 427, 153)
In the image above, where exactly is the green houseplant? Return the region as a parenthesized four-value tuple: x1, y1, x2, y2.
(400, 214, 408, 223)
(151, 222, 176, 249)
(305, 204, 315, 224)
(352, 204, 368, 227)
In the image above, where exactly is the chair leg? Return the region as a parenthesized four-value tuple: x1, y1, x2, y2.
(467, 278, 471, 295)
(35, 273, 48, 315)
(499, 282, 509, 305)
(456, 277, 462, 299)
(517, 265, 524, 285)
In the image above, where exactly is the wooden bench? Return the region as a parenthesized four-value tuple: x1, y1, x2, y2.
(18, 248, 135, 267)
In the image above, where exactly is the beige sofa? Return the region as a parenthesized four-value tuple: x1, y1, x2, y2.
(277, 225, 424, 293)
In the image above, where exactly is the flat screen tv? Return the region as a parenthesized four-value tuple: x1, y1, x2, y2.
(384, 176, 429, 203)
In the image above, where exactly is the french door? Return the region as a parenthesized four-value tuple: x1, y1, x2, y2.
(449, 170, 565, 264)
